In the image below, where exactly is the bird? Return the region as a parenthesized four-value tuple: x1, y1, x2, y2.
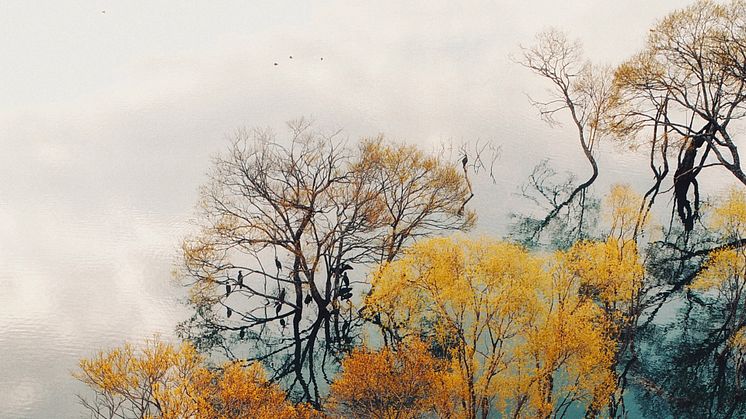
(462, 154, 468, 169)
(227, 307, 232, 318)
(237, 271, 243, 286)
(304, 294, 313, 305)
(275, 256, 282, 273)
(279, 288, 286, 303)
(279, 318, 286, 328)
(274, 62, 278, 66)
(225, 284, 231, 296)
(333, 263, 353, 275)
(342, 272, 350, 288)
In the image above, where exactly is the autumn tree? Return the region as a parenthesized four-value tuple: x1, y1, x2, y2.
(328, 338, 456, 419)
(364, 236, 622, 418)
(611, 0, 746, 232)
(516, 29, 614, 244)
(177, 119, 475, 404)
(74, 338, 317, 419)
(630, 188, 746, 417)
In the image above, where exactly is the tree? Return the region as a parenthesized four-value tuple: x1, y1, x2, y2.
(328, 338, 456, 419)
(74, 338, 317, 419)
(177, 119, 475, 404)
(364, 236, 620, 418)
(611, 0, 746, 232)
(516, 29, 614, 244)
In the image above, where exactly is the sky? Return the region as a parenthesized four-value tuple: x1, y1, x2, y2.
(0, 1, 709, 417)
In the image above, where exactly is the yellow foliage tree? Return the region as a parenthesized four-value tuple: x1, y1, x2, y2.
(365, 236, 622, 418)
(329, 338, 457, 419)
(75, 338, 319, 419)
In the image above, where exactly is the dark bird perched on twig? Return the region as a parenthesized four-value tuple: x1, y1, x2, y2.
(237, 270, 243, 286)
(462, 154, 468, 169)
(332, 263, 353, 275)
(279, 288, 286, 303)
(342, 272, 349, 288)
(227, 307, 232, 318)
(275, 256, 283, 274)
(304, 294, 313, 305)
(225, 284, 231, 296)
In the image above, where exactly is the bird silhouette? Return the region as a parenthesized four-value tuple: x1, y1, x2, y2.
(279, 288, 286, 303)
(227, 307, 232, 318)
(462, 154, 468, 169)
(275, 256, 282, 273)
(304, 294, 313, 305)
(239, 328, 245, 339)
(237, 270, 243, 286)
(279, 318, 286, 328)
(342, 272, 350, 288)
(225, 284, 231, 296)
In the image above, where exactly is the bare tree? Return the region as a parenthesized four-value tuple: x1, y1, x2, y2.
(517, 29, 614, 244)
(177, 119, 475, 405)
(610, 0, 746, 232)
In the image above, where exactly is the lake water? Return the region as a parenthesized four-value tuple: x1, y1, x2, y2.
(0, 1, 719, 417)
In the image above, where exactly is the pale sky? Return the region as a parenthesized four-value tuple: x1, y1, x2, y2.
(0, 1, 704, 417)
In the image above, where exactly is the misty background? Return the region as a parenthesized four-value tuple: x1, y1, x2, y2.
(0, 1, 724, 417)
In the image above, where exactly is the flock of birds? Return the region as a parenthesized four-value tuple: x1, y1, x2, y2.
(222, 257, 353, 331)
(274, 55, 324, 66)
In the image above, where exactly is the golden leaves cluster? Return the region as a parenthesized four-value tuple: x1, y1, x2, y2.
(364, 233, 643, 417)
(75, 338, 317, 419)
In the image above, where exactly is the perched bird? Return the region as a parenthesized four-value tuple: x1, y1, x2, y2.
(226, 284, 231, 296)
(342, 272, 350, 288)
(227, 307, 232, 318)
(304, 294, 313, 305)
(275, 256, 283, 273)
(279, 288, 286, 302)
(462, 154, 468, 169)
(237, 270, 243, 286)
(279, 318, 286, 328)
(333, 263, 353, 275)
